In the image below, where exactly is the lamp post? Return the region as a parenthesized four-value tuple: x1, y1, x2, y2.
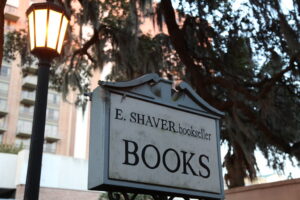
(24, 2, 69, 200)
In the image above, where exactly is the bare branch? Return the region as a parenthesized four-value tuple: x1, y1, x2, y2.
(70, 29, 99, 68)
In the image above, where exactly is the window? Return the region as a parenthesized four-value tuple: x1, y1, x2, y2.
(47, 108, 59, 121)
(44, 142, 57, 153)
(17, 120, 32, 133)
(45, 124, 58, 135)
(0, 98, 7, 110)
(19, 105, 34, 116)
(0, 117, 6, 128)
(15, 138, 30, 149)
(21, 90, 35, 99)
(0, 66, 10, 77)
(0, 82, 8, 95)
(48, 93, 60, 105)
(0, 134, 3, 144)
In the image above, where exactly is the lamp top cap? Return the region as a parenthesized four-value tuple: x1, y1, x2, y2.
(26, 1, 70, 20)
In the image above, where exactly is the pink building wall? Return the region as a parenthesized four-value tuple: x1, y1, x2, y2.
(226, 178, 300, 200)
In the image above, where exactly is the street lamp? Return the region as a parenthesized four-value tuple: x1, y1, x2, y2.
(24, 2, 69, 200)
(27, 2, 69, 60)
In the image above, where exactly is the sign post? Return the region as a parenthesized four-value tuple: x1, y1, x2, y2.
(88, 73, 224, 199)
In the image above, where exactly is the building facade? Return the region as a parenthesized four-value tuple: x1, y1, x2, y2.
(1, 0, 78, 156)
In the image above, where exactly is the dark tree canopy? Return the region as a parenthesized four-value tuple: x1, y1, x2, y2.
(2, 0, 300, 189)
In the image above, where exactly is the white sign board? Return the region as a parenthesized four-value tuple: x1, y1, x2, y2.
(109, 93, 220, 193)
(88, 74, 224, 199)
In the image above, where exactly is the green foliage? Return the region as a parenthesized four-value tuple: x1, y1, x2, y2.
(99, 192, 153, 200)
(0, 143, 23, 154)
(4, 30, 35, 68)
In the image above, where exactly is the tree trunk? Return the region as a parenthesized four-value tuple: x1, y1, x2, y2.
(224, 145, 246, 188)
(224, 156, 246, 188)
(0, 0, 7, 69)
(160, 0, 247, 188)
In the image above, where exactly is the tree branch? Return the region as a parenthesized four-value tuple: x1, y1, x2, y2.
(205, 76, 259, 101)
(70, 28, 99, 68)
(160, 0, 197, 71)
(160, 0, 213, 101)
(259, 59, 295, 98)
(234, 100, 292, 154)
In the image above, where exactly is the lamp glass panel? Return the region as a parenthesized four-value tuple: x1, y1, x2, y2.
(28, 12, 35, 50)
(56, 16, 68, 54)
(34, 9, 48, 47)
(47, 10, 62, 50)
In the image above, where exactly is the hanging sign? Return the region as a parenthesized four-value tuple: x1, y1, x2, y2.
(88, 74, 224, 200)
